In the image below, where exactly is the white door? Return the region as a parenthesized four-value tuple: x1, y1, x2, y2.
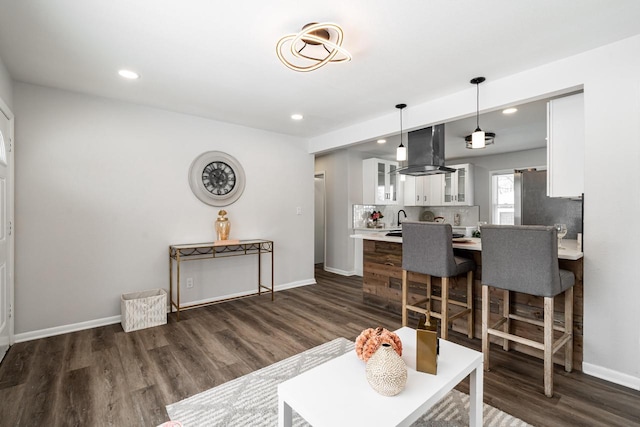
(0, 100, 13, 363)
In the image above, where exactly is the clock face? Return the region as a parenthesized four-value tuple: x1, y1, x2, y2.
(202, 161, 236, 195)
(188, 151, 245, 206)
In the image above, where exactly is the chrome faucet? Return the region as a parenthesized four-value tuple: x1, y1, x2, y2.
(397, 209, 407, 227)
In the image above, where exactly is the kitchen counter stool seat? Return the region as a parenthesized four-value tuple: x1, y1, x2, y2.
(481, 225, 575, 398)
(401, 221, 476, 340)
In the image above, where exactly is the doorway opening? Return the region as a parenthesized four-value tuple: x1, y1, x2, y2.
(314, 172, 326, 270)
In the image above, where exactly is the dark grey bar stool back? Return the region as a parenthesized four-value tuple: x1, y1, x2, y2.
(481, 225, 573, 297)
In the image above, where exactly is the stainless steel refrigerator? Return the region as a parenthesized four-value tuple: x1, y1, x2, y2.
(514, 169, 583, 239)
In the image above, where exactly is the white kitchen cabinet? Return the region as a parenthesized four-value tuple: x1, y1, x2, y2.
(363, 158, 399, 205)
(403, 175, 443, 206)
(442, 163, 474, 206)
(547, 92, 585, 198)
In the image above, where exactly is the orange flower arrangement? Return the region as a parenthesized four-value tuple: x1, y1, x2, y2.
(355, 327, 403, 362)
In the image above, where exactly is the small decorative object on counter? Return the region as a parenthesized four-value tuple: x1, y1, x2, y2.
(355, 326, 402, 362)
(416, 315, 439, 375)
(577, 232, 583, 251)
(368, 210, 384, 228)
(473, 221, 487, 238)
(366, 343, 408, 396)
(215, 210, 231, 241)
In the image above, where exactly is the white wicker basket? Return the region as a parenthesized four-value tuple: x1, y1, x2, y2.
(121, 288, 167, 332)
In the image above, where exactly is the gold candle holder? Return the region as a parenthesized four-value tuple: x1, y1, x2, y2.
(416, 315, 439, 375)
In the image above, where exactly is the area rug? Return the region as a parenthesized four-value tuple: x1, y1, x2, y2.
(166, 338, 531, 426)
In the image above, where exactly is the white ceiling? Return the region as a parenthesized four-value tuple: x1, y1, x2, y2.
(0, 1, 639, 139)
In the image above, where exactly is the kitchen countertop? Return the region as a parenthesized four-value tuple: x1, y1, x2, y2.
(351, 233, 583, 261)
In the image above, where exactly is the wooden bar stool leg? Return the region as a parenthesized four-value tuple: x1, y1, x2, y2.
(441, 277, 449, 340)
(544, 296, 554, 398)
(565, 287, 574, 372)
(482, 285, 490, 371)
(426, 274, 432, 316)
(467, 270, 474, 338)
(503, 289, 510, 351)
(402, 270, 408, 327)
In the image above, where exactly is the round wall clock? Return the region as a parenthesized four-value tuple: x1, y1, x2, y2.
(188, 151, 246, 206)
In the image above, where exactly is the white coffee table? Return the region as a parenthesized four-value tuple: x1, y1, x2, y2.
(278, 327, 483, 427)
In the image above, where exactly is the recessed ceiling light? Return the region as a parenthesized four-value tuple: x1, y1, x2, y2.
(502, 107, 518, 115)
(291, 114, 304, 120)
(377, 139, 386, 144)
(118, 69, 140, 79)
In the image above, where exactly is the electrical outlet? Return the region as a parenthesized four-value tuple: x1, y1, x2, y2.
(296, 207, 302, 215)
(186, 278, 194, 288)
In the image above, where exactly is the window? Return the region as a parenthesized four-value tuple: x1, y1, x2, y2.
(491, 172, 514, 225)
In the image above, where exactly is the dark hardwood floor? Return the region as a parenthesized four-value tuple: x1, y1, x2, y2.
(0, 265, 638, 426)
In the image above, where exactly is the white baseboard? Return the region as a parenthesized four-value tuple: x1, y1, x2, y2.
(14, 315, 122, 343)
(324, 266, 356, 276)
(13, 278, 316, 343)
(177, 279, 316, 308)
(275, 278, 316, 290)
(582, 362, 640, 391)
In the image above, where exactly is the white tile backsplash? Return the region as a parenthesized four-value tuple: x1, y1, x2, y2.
(353, 204, 480, 228)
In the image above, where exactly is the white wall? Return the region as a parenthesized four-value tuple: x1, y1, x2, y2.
(453, 148, 547, 223)
(14, 83, 314, 335)
(0, 55, 12, 109)
(310, 35, 640, 389)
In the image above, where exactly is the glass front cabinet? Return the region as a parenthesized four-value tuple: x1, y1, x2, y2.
(442, 163, 474, 206)
(363, 158, 399, 205)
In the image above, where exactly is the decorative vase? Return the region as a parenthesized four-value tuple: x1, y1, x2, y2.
(355, 326, 403, 362)
(215, 210, 231, 241)
(365, 343, 407, 396)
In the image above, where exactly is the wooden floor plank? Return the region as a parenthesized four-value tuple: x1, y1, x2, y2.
(90, 345, 140, 426)
(0, 265, 638, 426)
(54, 366, 95, 426)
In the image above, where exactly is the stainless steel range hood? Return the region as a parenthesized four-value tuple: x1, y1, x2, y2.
(395, 124, 456, 176)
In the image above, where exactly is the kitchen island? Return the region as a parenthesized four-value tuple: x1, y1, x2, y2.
(351, 233, 585, 369)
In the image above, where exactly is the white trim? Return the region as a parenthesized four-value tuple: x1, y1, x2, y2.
(0, 96, 13, 354)
(167, 280, 315, 312)
(14, 315, 122, 343)
(324, 266, 356, 276)
(582, 362, 640, 391)
(12, 279, 316, 343)
(275, 278, 316, 291)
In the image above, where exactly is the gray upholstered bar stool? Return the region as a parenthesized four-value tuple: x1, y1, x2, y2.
(401, 221, 475, 340)
(481, 225, 575, 397)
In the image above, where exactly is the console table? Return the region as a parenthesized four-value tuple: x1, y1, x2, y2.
(169, 239, 274, 321)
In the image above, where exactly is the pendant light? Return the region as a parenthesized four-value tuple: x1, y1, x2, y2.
(465, 77, 495, 149)
(396, 103, 407, 161)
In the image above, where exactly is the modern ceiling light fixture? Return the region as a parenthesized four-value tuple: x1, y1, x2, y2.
(465, 77, 495, 149)
(118, 69, 140, 79)
(276, 22, 351, 72)
(396, 103, 407, 161)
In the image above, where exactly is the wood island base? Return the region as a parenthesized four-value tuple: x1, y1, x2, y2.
(362, 238, 584, 370)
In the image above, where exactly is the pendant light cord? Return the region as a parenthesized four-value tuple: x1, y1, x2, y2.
(400, 108, 403, 145)
(476, 82, 480, 130)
